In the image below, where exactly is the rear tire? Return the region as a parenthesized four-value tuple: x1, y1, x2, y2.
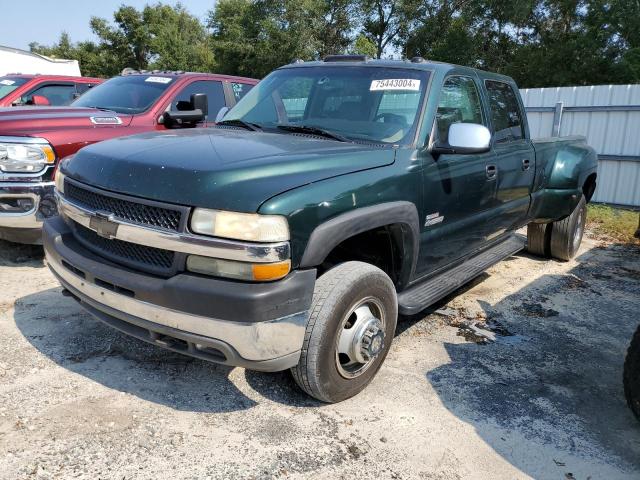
(526, 223, 550, 257)
(549, 196, 587, 261)
(291, 261, 398, 403)
(624, 325, 640, 422)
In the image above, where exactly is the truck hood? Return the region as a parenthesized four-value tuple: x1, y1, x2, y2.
(63, 128, 396, 212)
(0, 107, 133, 137)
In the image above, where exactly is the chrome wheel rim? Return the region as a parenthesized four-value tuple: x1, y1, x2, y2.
(335, 297, 386, 379)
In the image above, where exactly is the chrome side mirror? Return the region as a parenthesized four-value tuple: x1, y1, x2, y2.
(432, 123, 492, 156)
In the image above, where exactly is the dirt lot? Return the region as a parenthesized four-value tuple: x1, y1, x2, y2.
(0, 232, 639, 480)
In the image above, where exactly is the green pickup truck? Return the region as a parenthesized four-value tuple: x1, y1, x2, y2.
(44, 56, 598, 402)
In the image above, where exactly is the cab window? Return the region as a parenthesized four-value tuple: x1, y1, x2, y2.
(172, 80, 226, 119)
(27, 84, 76, 106)
(231, 82, 252, 102)
(436, 76, 483, 144)
(485, 80, 525, 143)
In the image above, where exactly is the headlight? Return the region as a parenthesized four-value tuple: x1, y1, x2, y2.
(54, 170, 66, 195)
(190, 208, 289, 242)
(0, 139, 55, 173)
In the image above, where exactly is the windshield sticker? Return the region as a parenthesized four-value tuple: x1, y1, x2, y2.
(0, 79, 16, 86)
(370, 79, 421, 91)
(145, 76, 172, 84)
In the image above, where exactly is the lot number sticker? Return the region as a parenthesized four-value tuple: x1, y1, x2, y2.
(370, 79, 420, 91)
(0, 79, 16, 86)
(145, 76, 173, 84)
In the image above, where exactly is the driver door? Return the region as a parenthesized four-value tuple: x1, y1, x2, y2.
(416, 74, 498, 277)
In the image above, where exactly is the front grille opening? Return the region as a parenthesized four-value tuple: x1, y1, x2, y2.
(65, 181, 184, 232)
(73, 222, 176, 276)
(61, 260, 86, 279)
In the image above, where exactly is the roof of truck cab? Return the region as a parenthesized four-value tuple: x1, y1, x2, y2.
(3, 74, 103, 82)
(121, 71, 258, 83)
(280, 58, 516, 84)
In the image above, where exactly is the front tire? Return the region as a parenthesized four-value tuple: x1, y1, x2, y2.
(549, 196, 587, 261)
(291, 261, 398, 403)
(624, 325, 640, 421)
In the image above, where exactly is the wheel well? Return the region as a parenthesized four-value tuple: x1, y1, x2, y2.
(318, 225, 407, 288)
(583, 173, 597, 203)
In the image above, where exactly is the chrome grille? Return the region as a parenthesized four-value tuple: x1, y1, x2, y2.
(65, 181, 184, 231)
(73, 223, 177, 275)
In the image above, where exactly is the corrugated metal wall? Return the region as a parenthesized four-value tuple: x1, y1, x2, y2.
(521, 85, 640, 207)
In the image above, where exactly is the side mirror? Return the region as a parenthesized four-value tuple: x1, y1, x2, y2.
(215, 106, 229, 123)
(163, 93, 208, 128)
(431, 123, 491, 156)
(31, 95, 51, 106)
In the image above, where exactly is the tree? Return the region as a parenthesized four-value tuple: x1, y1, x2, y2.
(358, 0, 412, 58)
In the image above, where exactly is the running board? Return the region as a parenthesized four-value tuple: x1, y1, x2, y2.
(398, 235, 525, 315)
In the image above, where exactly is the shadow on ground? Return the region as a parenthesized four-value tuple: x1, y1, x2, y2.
(425, 243, 640, 477)
(0, 239, 44, 267)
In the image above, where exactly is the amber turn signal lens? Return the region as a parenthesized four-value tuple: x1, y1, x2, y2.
(252, 260, 291, 281)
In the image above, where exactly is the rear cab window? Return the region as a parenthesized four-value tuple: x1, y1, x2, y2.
(485, 80, 525, 143)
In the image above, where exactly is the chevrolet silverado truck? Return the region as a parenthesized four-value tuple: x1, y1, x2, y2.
(44, 56, 598, 403)
(0, 71, 257, 244)
(0, 74, 103, 107)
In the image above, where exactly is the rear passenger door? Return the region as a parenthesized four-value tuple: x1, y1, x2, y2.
(417, 75, 498, 276)
(484, 80, 535, 232)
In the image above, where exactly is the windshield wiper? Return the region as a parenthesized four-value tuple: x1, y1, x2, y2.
(84, 106, 116, 112)
(276, 124, 350, 142)
(218, 119, 262, 131)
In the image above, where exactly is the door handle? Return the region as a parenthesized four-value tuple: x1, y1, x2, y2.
(486, 164, 497, 180)
(522, 159, 531, 171)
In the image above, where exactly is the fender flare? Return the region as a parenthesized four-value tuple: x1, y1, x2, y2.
(300, 201, 420, 285)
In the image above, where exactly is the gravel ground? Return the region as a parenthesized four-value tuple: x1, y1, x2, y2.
(0, 233, 639, 479)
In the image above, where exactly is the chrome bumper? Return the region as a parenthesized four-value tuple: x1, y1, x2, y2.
(46, 250, 308, 371)
(0, 181, 55, 229)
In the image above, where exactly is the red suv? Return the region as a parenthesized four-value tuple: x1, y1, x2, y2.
(0, 75, 103, 107)
(0, 71, 258, 243)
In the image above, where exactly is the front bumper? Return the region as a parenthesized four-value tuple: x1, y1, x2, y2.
(44, 216, 316, 371)
(0, 180, 55, 243)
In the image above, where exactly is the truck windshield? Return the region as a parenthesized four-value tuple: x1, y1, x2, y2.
(71, 75, 174, 114)
(0, 77, 28, 100)
(225, 66, 430, 145)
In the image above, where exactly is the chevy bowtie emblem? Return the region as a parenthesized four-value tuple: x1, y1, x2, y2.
(89, 211, 119, 239)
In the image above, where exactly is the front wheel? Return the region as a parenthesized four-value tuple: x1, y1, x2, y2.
(624, 325, 640, 421)
(291, 261, 398, 403)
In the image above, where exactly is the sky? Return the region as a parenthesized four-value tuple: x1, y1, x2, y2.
(0, 0, 216, 51)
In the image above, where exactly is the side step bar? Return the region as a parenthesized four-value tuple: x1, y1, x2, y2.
(398, 235, 525, 315)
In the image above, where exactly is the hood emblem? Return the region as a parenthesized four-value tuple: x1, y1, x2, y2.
(89, 211, 119, 239)
(90, 116, 122, 125)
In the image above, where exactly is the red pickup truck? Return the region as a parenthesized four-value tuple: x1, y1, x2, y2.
(0, 71, 257, 243)
(0, 74, 103, 107)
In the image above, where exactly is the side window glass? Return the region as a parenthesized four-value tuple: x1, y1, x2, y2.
(485, 80, 524, 143)
(172, 80, 225, 119)
(436, 76, 483, 144)
(75, 83, 96, 95)
(27, 84, 75, 106)
(231, 82, 252, 102)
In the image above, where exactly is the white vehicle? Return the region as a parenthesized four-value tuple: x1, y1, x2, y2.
(0, 45, 81, 77)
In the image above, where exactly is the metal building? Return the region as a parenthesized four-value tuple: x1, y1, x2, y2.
(521, 85, 640, 207)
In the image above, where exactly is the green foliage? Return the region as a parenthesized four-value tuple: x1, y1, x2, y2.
(28, 0, 640, 86)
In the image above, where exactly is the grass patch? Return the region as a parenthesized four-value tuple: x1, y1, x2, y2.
(587, 204, 639, 243)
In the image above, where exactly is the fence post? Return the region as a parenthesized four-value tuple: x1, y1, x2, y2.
(552, 101, 564, 137)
